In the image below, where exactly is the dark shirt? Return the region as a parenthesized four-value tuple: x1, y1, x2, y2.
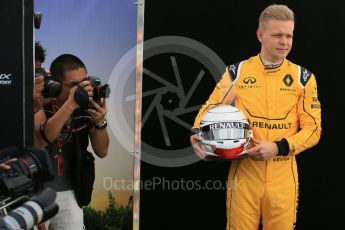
(43, 105, 92, 192)
(44, 140, 75, 191)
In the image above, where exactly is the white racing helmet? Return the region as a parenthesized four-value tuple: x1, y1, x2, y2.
(199, 105, 252, 160)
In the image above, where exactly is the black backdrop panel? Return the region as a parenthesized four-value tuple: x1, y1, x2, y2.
(141, 1, 345, 229)
(0, 0, 34, 150)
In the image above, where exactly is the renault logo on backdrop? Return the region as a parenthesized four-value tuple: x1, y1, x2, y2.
(243, 77, 256, 84)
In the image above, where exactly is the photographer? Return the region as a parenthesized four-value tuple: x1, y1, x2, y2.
(34, 41, 52, 114)
(34, 54, 109, 229)
(35, 41, 46, 69)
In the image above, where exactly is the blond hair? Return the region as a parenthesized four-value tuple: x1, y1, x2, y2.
(259, 4, 295, 29)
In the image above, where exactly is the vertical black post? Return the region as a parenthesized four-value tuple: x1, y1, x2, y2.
(0, 0, 34, 150)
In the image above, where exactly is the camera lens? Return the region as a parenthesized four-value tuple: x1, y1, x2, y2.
(86, 76, 111, 100)
(93, 84, 110, 99)
(0, 148, 54, 197)
(8, 152, 41, 183)
(35, 68, 62, 98)
(43, 78, 62, 98)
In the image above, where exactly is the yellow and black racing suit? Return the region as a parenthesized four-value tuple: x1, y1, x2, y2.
(193, 55, 321, 230)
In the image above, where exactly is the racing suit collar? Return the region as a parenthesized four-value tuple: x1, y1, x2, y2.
(255, 54, 286, 74)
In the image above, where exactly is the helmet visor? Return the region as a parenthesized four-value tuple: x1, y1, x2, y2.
(200, 122, 250, 140)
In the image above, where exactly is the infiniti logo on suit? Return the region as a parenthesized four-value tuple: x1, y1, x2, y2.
(243, 77, 256, 84)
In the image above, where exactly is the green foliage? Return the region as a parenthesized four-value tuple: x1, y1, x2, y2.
(84, 192, 132, 230)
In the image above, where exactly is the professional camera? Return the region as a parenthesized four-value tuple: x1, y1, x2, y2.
(74, 76, 111, 109)
(35, 68, 62, 98)
(34, 12, 42, 30)
(88, 76, 111, 101)
(0, 146, 54, 198)
(0, 187, 58, 230)
(0, 146, 56, 229)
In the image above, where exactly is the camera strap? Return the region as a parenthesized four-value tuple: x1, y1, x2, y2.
(56, 138, 64, 177)
(51, 101, 72, 177)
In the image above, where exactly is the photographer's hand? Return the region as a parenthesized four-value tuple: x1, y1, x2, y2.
(0, 158, 17, 170)
(65, 81, 93, 110)
(87, 99, 109, 158)
(34, 75, 53, 113)
(80, 80, 94, 98)
(87, 98, 107, 124)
